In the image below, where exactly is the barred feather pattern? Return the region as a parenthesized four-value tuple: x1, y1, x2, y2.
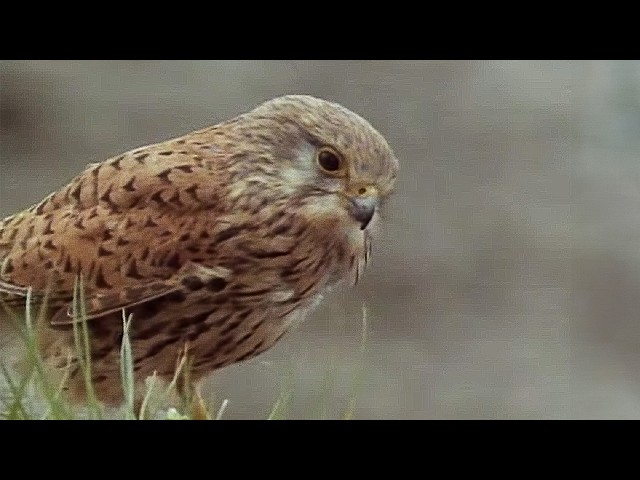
(0, 95, 398, 404)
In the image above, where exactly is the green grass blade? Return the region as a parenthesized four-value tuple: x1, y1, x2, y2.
(137, 372, 158, 420)
(0, 361, 32, 419)
(120, 311, 136, 419)
(23, 288, 72, 419)
(71, 277, 102, 419)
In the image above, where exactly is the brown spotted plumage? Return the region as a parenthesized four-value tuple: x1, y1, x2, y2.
(0, 95, 399, 405)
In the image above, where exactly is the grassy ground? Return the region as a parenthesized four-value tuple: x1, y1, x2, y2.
(0, 283, 369, 420)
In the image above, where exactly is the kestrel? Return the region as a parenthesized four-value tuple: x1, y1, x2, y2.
(0, 95, 398, 408)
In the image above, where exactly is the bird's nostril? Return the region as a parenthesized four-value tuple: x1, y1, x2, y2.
(358, 187, 367, 195)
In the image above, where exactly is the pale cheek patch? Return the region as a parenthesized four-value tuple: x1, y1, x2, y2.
(300, 196, 375, 252)
(345, 222, 365, 248)
(280, 168, 312, 195)
(277, 144, 317, 194)
(298, 198, 368, 266)
(293, 143, 316, 169)
(299, 195, 344, 219)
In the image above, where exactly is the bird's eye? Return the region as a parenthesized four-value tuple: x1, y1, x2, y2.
(317, 148, 343, 173)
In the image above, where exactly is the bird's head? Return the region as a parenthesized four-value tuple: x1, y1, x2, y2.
(221, 95, 399, 233)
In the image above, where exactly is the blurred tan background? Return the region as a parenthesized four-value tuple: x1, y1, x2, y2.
(1, 60, 639, 419)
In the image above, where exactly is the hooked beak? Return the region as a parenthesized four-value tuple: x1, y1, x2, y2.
(350, 195, 378, 230)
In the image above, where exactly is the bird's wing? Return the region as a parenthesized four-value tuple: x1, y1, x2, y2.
(47, 262, 234, 325)
(0, 136, 240, 322)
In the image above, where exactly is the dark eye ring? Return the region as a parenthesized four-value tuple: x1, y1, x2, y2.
(317, 148, 343, 173)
